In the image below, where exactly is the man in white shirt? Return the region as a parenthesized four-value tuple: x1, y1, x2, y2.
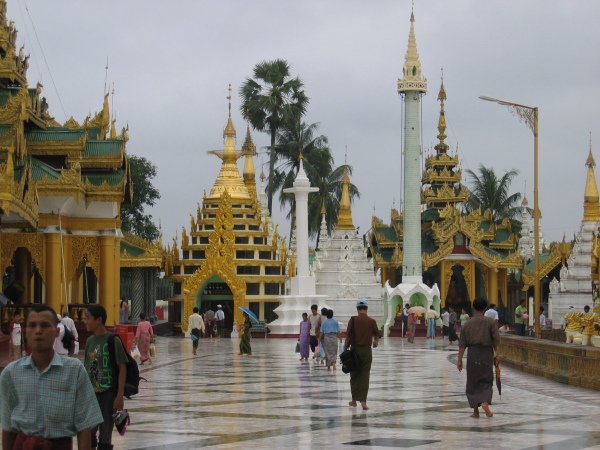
(53, 315, 69, 356)
(61, 312, 78, 356)
(215, 305, 225, 339)
(484, 304, 499, 322)
(188, 307, 205, 355)
(441, 309, 450, 338)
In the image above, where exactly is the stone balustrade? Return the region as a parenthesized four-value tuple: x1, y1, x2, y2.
(497, 334, 600, 390)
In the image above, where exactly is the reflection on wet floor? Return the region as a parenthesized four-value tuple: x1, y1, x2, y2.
(25, 336, 600, 449)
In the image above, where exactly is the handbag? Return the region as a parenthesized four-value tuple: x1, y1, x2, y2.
(295, 341, 300, 353)
(340, 317, 361, 374)
(150, 344, 157, 358)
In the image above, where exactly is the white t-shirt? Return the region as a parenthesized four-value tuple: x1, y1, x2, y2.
(61, 317, 78, 340)
(10, 322, 21, 346)
(53, 323, 69, 355)
(484, 309, 499, 321)
(215, 309, 225, 321)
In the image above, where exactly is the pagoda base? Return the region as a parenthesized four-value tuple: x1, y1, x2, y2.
(267, 293, 329, 337)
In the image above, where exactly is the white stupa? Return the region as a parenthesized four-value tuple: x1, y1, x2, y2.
(314, 168, 384, 331)
(268, 157, 328, 336)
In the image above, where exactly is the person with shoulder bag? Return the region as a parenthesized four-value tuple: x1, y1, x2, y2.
(343, 300, 380, 410)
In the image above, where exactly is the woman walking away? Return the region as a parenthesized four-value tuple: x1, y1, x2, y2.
(135, 313, 154, 365)
(457, 297, 500, 418)
(299, 313, 310, 360)
(239, 312, 252, 356)
(319, 309, 341, 371)
(407, 313, 417, 343)
(459, 308, 469, 333)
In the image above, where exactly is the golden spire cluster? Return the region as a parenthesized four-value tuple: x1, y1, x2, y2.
(583, 139, 600, 222)
(335, 166, 355, 230)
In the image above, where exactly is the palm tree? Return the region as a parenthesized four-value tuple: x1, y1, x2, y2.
(239, 59, 309, 214)
(466, 164, 522, 228)
(271, 121, 359, 239)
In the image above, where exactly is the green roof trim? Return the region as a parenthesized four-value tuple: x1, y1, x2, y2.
(84, 140, 122, 156)
(0, 89, 19, 107)
(492, 228, 511, 243)
(84, 171, 125, 186)
(422, 209, 440, 222)
(121, 241, 146, 257)
(376, 226, 398, 242)
(0, 123, 12, 138)
(422, 234, 438, 254)
(26, 129, 85, 142)
(525, 253, 550, 269)
(30, 158, 60, 181)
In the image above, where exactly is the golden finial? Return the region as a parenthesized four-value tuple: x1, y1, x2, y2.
(335, 165, 355, 230)
(227, 83, 232, 117)
(584, 140, 600, 222)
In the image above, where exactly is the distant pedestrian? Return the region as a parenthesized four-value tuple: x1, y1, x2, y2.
(402, 303, 410, 337)
(319, 309, 341, 371)
(448, 307, 459, 344)
(344, 300, 380, 410)
(120, 298, 128, 324)
(308, 305, 321, 359)
(53, 315, 69, 357)
(441, 309, 450, 339)
(215, 305, 225, 338)
(1, 304, 103, 449)
(239, 312, 252, 356)
(205, 307, 215, 338)
(189, 307, 205, 355)
(459, 308, 470, 331)
(61, 311, 79, 356)
(316, 307, 328, 365)
(514, 299, 528, 336)
(407, 313, 417, 344)
(299, 313, 310, 361)
(484, 304, 499, 322)
(8, 311, 22, 361)
(425, 305, 439, 339)
(539, 306, 548, 330)
(457, 298, 500, 418)
(135, 313, 154, 365)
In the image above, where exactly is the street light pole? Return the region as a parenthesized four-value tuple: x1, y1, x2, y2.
(479, 95, 540, 337)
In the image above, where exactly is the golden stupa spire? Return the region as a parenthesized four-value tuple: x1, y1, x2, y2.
(435, 70, 449, 155)
(584, 136, 600, 222)
(242, 123, 257, 198)
(207, 85, 250, 200)
(335, 166, 355, 230)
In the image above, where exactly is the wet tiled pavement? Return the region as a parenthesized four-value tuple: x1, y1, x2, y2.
(5, 335, 600, 449)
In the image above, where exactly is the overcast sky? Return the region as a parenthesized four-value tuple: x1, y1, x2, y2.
(12, 1, 600, 245)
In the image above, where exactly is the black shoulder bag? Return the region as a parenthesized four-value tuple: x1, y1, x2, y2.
(340, 316, 361, 374)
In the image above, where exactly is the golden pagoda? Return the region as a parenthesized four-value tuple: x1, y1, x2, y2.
(0, 0, 133, 325)
(165, 90, 289, 333)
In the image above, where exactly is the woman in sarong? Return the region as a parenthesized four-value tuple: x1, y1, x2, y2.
(299, 313, 310, 360)
(319, 309, 341, 370)
(239, 312, 252, 356)
(120, 299, 128, 324)
(457, 298, 500, 418)
(134, 313, 154, 365)
(407, 313, 417, 343)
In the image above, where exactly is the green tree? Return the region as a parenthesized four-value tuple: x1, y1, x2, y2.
(121, 155, 160, 241)
(239, 59, 309, 214)
(271, 121, 359, 239)
(466, 164, 522, 229)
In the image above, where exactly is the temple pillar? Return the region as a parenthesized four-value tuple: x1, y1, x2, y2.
(16, 247, 31, 304)
(99, 234, 116, 325)
(489, 269, 499, 305)
(499, 270, 508, 308)
(45, 232, 62, 313)
(149, 268, 157, 320)
(131, 267, 144, 324)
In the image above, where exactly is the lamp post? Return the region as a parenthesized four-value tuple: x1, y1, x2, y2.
(479, 95, 540, 337)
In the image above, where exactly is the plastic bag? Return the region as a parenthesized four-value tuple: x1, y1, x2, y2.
(150, 344, 156, 358)
(131, 346, 141, 360)
(295, 341, 300, 353)
(314, 345, 320, 357)
(73, 341, 80, 355)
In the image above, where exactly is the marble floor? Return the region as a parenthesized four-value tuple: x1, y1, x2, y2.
(6, 335, 600, 449)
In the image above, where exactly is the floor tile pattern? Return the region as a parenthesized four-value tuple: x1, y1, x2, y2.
(4, 336, 600, 449)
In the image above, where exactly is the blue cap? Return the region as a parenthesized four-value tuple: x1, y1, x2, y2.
(356, 300, 368, 307)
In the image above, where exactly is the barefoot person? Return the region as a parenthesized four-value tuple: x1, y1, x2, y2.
(344, 300, 380, 410)
(457, 297, 500, 418)
(239, 312, 252, 356)
(298, 313, 310, 361)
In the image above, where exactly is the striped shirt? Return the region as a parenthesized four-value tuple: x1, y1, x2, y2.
(0, 352, 103, 439)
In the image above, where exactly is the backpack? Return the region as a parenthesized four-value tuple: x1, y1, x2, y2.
(107, 334, 146, 399)
(61, 324, 74, 352)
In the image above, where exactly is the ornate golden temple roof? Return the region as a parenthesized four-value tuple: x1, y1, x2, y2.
(397, 11, 427, 93)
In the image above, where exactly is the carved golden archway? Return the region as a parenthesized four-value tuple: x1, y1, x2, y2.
(181, 190, 246, 332)
(0, 233, 44, 279)
(440, 259, 475, 307)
